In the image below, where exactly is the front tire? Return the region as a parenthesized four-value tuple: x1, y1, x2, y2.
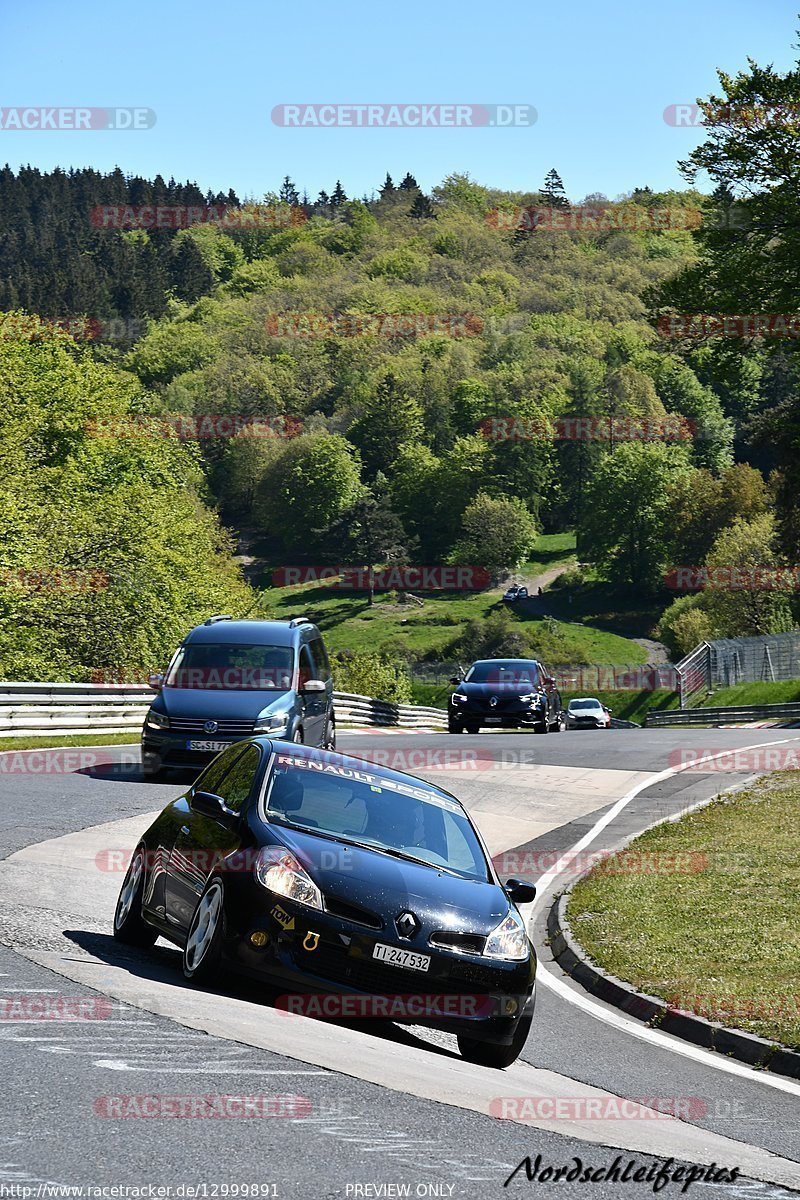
(448, 717, 464, 734)
(458, 1014, 533, 1069)
(183, 879, 226, 984)
(465, 722, 480, 735)
(113, 848, 157, 947)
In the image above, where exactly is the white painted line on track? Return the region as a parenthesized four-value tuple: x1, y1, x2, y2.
(529, 735, 800, 1099)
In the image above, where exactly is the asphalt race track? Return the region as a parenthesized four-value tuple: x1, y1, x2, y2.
(1, 727, 799, 1198)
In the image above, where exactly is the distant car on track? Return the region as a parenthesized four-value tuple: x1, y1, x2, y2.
(564, 697, 612, 729)
(502, 584, 529, 602)
(114, 739, 537, 1068)
(448, 658, 561, 734)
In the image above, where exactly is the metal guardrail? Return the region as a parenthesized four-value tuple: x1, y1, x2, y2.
(645, 701, 800, 728)
(0, 683, 447, 738)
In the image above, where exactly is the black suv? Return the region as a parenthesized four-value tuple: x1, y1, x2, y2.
(448, 658, 562, 734)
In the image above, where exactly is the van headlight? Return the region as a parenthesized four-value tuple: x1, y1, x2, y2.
(145, 710, 169, 729)
(452, 693, 467, 703)
(254, 712, 291, 733)
(255, 848, 322, 910)
(483, 909, 530, 961)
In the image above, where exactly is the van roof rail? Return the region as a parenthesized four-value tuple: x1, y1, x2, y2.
(288, 616, 313, 628)
(203, 614, 233, 626)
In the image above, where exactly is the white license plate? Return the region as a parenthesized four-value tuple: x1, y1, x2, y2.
(485, 716, 502, 723)
(187, 739, 229, 752)
(372, 943, 430, 972)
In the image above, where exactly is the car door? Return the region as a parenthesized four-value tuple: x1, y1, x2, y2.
(298, 642, 326, 746)
(165, 743, 260, 933)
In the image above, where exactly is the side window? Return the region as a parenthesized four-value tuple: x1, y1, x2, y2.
(298, 644, 316, 686)
(308, 637, 330, 681)
(195, 743, 248, 796)
(216, 744, 262, 812)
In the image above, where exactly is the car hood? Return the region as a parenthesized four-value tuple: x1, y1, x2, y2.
(157, 688, 293, 720)
(270, 824, 509, 936)
(455, 682, 542, 699)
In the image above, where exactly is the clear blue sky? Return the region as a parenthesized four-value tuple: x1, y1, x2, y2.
(1, 0, 797, 201)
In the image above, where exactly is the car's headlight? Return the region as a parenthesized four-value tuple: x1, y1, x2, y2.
(483, 909, 530, 961)
(452, 693, 467, 703)
(145, 710, 169, 729)
(253, 712, 291, 733)
(254, 848, 322, 910)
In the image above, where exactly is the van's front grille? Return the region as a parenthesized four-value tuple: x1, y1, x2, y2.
(167, 716, 256, 735)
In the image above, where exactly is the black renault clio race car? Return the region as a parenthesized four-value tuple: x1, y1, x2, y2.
(114, 739, 537, 1068)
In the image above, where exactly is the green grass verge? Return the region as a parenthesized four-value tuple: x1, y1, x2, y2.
(0, 732, 138, 752)
(700, 680, 800, 708)
(567, 773, 800, 1047)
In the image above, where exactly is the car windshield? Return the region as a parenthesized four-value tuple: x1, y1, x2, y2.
(264, 753, 491, 881)
(570, 699, 602, 710)
(165, 644, 293, 690)
(465, 662, 540, 688)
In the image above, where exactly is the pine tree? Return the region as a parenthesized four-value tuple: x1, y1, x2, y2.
(317, 190, 330, 207)
(380, 172, 395, 195)
(542, 168, 569, 209)
(172, 237, 214, 301)
(399, 173, 419, 190)
(409, 193, 434, 219)
(279, 176, 300, 206)
(331, 180, 347, 207)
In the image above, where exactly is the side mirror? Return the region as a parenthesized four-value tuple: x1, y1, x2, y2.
(301, 679, 326, 694)
(148, 672, 164, 691)
(449, 676, 462, 685)
(190, 790, 239, 829)
(505, 877, 537, 904)
(606, 707, 613, 714)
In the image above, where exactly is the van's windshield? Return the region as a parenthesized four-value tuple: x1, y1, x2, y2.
(165, 644, 294, 690)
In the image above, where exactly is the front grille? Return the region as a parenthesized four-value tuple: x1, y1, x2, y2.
(430, 931, 486, 955)
(324, 896, 384, 930)
(167, 716, 256, 735)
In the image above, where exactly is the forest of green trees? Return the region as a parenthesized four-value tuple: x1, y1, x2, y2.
(2, 46, 800, 681)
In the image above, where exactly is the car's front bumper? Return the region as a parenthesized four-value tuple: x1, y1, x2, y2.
(222, 877, 536, 1045)
(450, 702, 547, 728)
